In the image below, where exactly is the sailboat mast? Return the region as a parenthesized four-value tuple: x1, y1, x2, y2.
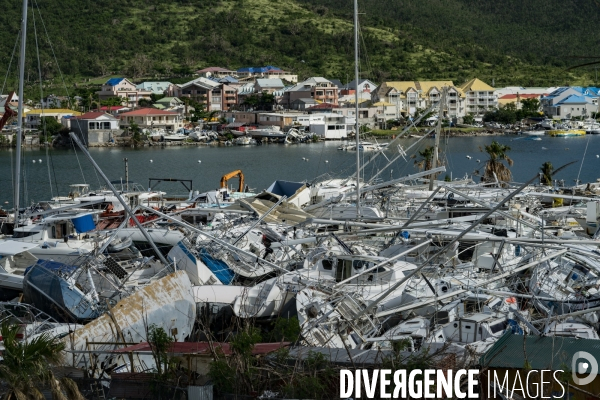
(429, 87, 446, 190)
(14, 0, 28, 223)
(354, 0, 361, 218)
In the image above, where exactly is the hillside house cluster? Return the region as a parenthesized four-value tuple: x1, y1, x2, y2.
(50, 70, 600, 141)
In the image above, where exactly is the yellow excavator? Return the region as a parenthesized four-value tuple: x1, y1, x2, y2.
(220, 170, 245, 192)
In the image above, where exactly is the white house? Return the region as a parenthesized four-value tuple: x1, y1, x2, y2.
(97, 78, 152, 108)
(458, 78, 497, 116)
(342, 79, 377, 96)
(306, 113, 347, 139)
(541, 87, 599, 118)
(69, 111, 121, 145)
(255, 79, 285, 94)
(119, 108, 183, 130)
(552, 95, 597, 119)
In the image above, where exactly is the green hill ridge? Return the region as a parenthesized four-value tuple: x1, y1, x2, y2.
(0, 0, 597, 91)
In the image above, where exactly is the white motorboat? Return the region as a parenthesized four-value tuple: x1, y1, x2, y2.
(148, 128, 167, 141)
(340, 141, 386, 151)
(245, 126, 286, 139)
(189, 129, 217, 142)
(162, 132, 187, 142)
(6, 212, 106, 265)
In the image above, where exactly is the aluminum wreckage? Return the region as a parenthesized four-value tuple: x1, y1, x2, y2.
(2, 114, 600, 388)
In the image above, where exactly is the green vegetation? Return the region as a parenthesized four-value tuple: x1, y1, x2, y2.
(463, 114, 475, 125)
(540, 161, 554, 186)
(128, 121, 144, 146)
(0, 0, 596, 100)
(413, 146, 434, 171)
(0, 322, 84, 399)
(242, 93, 276, 111)
(39, 116, 66, 144)
(481, 141, 513, 184)
(146, 324, 179, 398)
(483, 99, 542, 124)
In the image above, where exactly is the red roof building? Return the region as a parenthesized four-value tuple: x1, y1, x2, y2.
(119, 108, 183, 130)
(99, 105, 130, 116)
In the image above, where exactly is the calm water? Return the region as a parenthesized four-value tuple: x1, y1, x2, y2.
(0, 134, 599, 208)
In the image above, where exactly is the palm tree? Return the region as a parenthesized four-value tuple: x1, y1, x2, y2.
(413, 146, 434, 171)
(0, 323, 83, 400)
(482, 141, 513, 184)
(540, 161, 554, 185)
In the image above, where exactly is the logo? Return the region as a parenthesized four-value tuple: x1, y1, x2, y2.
(572, 351, 598, 386)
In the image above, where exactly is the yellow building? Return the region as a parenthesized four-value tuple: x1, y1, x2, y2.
(24, 109, 82, 129)
(372, 81, 465, 117)
(458, 78, 497, 115)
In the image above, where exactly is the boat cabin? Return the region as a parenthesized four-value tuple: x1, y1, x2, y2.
(12, 212, 95, 241)
(434, 312, 512, 344)
(313, 255, 415, 285)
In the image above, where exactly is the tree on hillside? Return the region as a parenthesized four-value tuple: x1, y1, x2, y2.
(138, 98, 153, 107)
(101, 97, 125, 107)
(150, 93, 165, 102)
(481, 141, 513, 184)
(0, 322, 84, 400)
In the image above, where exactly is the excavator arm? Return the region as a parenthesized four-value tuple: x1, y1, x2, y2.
(220, 169, 245, 192)
(0, 91, 17, 132)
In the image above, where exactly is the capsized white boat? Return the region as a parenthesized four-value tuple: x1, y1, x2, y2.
(64, 270, 196, 375)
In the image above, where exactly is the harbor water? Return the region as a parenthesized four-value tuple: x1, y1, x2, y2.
(0, 134, 598, 207)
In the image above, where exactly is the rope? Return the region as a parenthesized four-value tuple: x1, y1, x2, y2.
(32, 0, 93, 187)
(1, 33, 20, 96)
(576, 134, 590, 184)
(31, 3, 53, 199)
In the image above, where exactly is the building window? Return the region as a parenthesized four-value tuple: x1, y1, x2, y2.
(316, 91, 324, 96)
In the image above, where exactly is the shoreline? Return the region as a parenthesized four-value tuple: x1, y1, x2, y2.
(0, 129, 511, 149)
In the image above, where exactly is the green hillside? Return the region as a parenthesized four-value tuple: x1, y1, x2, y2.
(0, 0, 596, 94)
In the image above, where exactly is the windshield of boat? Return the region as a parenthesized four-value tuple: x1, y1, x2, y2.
(12, 231, 37, 238)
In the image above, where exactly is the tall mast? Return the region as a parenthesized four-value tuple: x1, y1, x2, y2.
(354, 0, 360, 218)
(429, 87, 446, 190)
(14, 0, 28, 223)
